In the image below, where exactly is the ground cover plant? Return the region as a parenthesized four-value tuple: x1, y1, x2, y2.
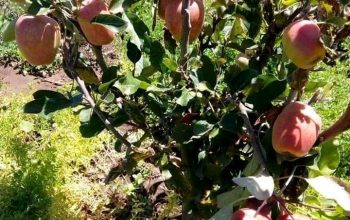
(2, 0, 350, 219)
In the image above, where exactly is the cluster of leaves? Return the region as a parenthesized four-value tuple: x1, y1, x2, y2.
(5, 0, 350, 218)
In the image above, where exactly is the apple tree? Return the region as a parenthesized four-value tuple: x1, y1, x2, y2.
(3, 0, 350, 219)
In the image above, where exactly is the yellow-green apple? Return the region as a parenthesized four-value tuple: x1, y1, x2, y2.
(282, 20, 325, 69)
(231, 208, 271, 220)
(78, 0, 115, 46)
(272, 101, 322, 157)
(15, 15, 61, 65)
(235, 53, 250, 70)
(164, 0, 204, 43)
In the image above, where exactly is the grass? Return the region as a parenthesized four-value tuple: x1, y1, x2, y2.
(309, 59, 350, 179)
(0, 93, 114, 219)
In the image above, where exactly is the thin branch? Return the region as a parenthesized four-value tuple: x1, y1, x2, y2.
(75, 76, 132, 148)
(316, 102, 350, 145)
(179, 0, 191, 76)
(238, 102, 268, 171)
(62, 39, 132, 149)
(91, 45, 108, 72)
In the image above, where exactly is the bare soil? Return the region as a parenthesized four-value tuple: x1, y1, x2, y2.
(0, 66, 70, 95)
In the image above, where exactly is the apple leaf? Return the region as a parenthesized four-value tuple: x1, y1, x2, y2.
(91, 14, 127, 33)
(217, 187, 250, 208)
(209, 205, 232, 220)
(233, 172, 274, 200)
(176, 88, 195, 107)
(114, 73, 149, 95)
(317, 139, 340, 175)
(306, 176, 350, 211)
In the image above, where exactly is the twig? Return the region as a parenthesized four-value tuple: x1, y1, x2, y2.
(152, 0, 158, 31)
(75, 76, 132, 148)
(316, 102, 350, 145)
(179, 0, 191, 76)
(238, 102, 268, 171)
(91, 45, 108, 72)
(278, 166, 297, 195)
(61, 38, 132, 149)
(41, 79, 65, 86)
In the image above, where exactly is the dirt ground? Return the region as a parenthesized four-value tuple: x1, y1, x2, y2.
(0, 66, 70, 95)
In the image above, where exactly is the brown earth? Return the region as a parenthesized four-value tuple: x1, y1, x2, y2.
(0, 66, 71, 95)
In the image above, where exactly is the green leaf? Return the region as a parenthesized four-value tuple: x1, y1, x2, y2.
(219, 111, 243, 133)
(172, 124, 193, 143)
(1, 18, 17, 43)
(125, 12, 149, 40)
(102, 66, 119, 83)
(163, 58, 178, 71)
(91, 14, 127, 33)
(79, 108, 93, 123)
(327, 16, 347, 28)
(306, 176, 350, 211)
(109, 0, 123, 13)
(192, 120, 214, 138)
(114, 74, 149, 95)
(127, 40, 141, 63)
(79, 113, 106, 138)
(124, 101, 145, 125)
(24, 90, 76, 117)
(197, 55, 217, 89)
(217, 187, 249, 208)
(209, 205, 232, 220)
(317, 139, 340, 175)
(150, 41, 165, 69)
(145, 93, 165, 117)
(146, 85, 171, 93)
(80, 110, 129, 138)
(246, 76, 287, 112)
(233, 172, 274, 200)
(225, 68, 258, 93)
(176, 88, 195, 107)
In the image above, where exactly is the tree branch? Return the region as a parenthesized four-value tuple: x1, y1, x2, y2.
(62, 40, 132, 149)
(75, 76, 132, 148)
(92, 45, 108, 72)
(179, 0, 191, 76)
(238, 102, 268, 171)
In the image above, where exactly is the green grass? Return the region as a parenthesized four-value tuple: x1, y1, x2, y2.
(0, 93, 114, 220)
(309, 59, 350, 179)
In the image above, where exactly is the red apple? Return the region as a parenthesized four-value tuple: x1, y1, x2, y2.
(158, 0, 168, 20)
(15, 15, 61, 66)
(282, 20, 325, 70)
(164, 0, 204, 43)
(78, 0, 115, 46)
(231, 208, 271, 220)
(272, 101, 322, 157)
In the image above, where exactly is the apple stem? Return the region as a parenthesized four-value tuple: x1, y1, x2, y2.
(316, 102, 350, 145)
(179, 0, 191, 76)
